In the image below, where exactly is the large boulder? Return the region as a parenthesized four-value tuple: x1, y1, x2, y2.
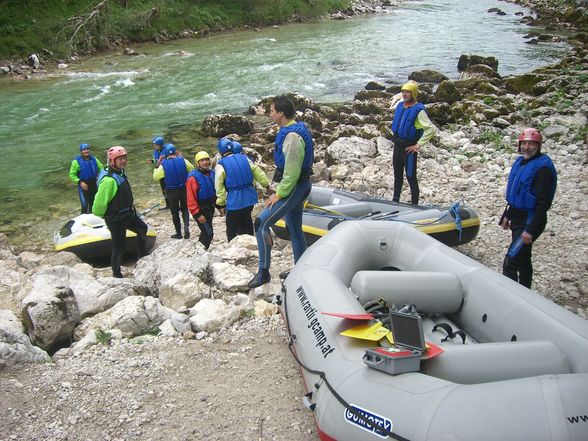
(26, 265, 152, 318)
(210, 262, 254, 292)
(74, 295, 184, 340)
(0, 260, 28, 315)
(201, 114, 254, 137)
(434, 80, 462, 104)
(326, 136, 378, 165)
(0, 310, 50, 367)
(504, 73, 550, 95)
(457, 54, 499, 72)
(133, 239, 214, 289)
(21, 284, 80, 352)
(159, 273, 208, 311)
(408, 69, 449, 83)
(188, 298, 241, 333)
(426, 102, 453, 125)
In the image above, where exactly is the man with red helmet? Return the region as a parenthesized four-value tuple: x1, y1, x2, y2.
(500, 128, 557, 288)
(93, 146, 148, 278)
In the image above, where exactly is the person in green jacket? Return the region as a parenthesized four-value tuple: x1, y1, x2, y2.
(68, 143, 104, 213)
(93, 146, 147, 278)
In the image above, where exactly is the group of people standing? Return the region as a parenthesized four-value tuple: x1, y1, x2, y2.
(68, 88, 556, 289)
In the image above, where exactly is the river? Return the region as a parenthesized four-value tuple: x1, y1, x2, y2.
(0, 0, 568, 251)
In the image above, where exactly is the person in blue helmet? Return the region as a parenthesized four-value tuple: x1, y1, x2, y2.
(215, 138, 270, 243)
(148, 136, 169, 209)
(68, 143, 104, 214)
(500, 128, 557, 288)
(153, 144, 194, 239)
(248, 95, 314, 289)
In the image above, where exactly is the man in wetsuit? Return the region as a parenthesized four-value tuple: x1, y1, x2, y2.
(93, 146, 148, 278)
(500, 128, 557, 288)
(390, 82, 436, 205)
(69, 143, 104, 214)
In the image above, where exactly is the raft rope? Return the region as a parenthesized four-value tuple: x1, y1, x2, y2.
(281, 287, 411, 441)
(449, 201, 463, 242)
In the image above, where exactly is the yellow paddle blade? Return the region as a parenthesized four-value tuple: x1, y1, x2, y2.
(340, 322, 391, 341)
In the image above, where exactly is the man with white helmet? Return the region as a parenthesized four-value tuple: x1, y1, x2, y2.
(93, 146, 148, 278)
(500, 128, 557, 288)
(390, 81, 436, 205)
(69, 143, 104, 214)
(187, 150, 218, 249)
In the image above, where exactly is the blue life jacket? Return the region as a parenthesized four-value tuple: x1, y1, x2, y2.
(98, 168, 133, 217)
(506, 154, 557, 211)
(391, 102, 425, 143)
(75, 155, 99, 182)
(162, 157, 189, 189)
(188, 169, 216, 202)
(218, 154, 258, 210)
(153, 148, 163, 163)
(274, 121, 314, 178)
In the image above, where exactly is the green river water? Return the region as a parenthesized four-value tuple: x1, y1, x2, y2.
(0, 0, 568, 251)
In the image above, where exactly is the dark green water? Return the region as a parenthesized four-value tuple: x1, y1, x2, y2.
(0, 0, 567, 251)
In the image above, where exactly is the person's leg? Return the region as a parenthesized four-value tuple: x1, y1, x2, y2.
(86, 181, 98, 213)
(107, 219, 127, 277)
(78, 185, 89, 214)
(517, 242, 534, 288)
(241, 206, 254, 236)
(168, 191, 182, 238)
(179, 191, 190, 238)
(159, 180, 169, 209)
(283, 180, 311, 263)
(225, 210, 238, 243)
(126, 213, 149, 258)
(392, 144, 405, 202)
(405, 152, 419, 205)
(503, 226, 527, 285)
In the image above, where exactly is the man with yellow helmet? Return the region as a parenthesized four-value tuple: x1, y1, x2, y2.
(186, 150, 218, 249)
(391, 81, 436, 205)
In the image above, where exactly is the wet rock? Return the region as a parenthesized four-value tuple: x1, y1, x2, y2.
(408, 69, 449, 83)
(462, 64, 502, 80)
(504, 73, 549, 95)
(365, 81, 386, 90)
(457, 54, 499, 72)
(201, 114, 254, 137)
(435, 80, 462, 104)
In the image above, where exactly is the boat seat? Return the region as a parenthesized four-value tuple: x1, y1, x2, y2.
(351, 271, 463, 314)
(421, 340, 570, 384)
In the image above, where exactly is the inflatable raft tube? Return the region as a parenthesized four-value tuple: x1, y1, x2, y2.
(54, 214, 156, 261)
(273, 186, 480, 247)
(281, 220, 588, 441)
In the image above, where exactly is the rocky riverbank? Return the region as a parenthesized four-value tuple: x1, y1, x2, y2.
(1, 1, 587, 440)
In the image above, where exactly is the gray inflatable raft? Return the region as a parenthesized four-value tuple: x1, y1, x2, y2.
(281, 221, 588, 441)
(273, 186, 480, 247)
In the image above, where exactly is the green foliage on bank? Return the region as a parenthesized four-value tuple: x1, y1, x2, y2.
(0, 0, 351, 59)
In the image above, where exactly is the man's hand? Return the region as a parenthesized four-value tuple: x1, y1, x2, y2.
(405, 144, 420, 154)
(265, 193, 281, 208)
(500, 216, 511, 230)
(218, 207, 226, 216)
(80, 181, 88, 191)
(521, 231, 533, 245)
(197, 215, 206, 224)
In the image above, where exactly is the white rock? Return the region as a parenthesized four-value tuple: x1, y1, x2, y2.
(211, 262, 254, 292)
(189, 298, 241, 333)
